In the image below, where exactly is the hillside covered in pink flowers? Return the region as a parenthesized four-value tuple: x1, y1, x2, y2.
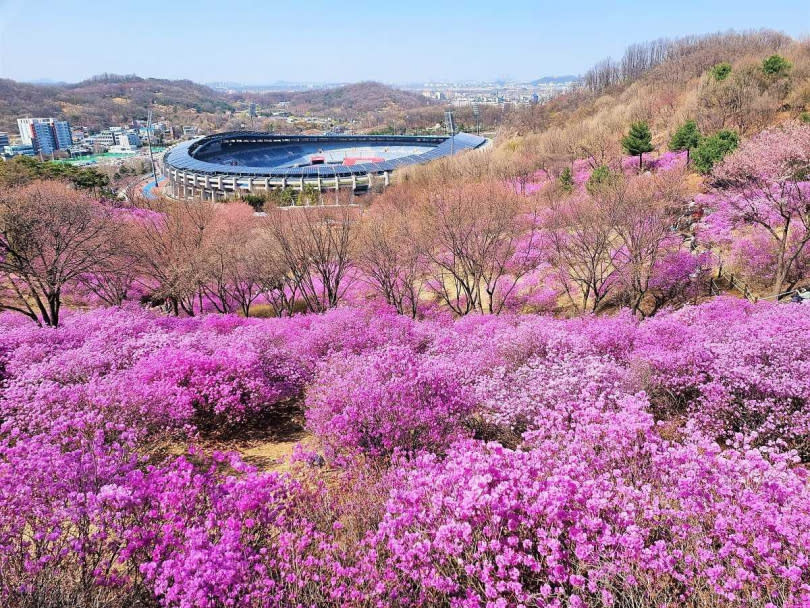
(2, 32, 810, 608)
(2, 298, 810, 607)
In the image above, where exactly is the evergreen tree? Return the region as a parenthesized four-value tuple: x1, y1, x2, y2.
(710, 62, 732, 81)
(621, 121, 654, 169)
(669, 120, 702, 165)
(692, 129, 739, 175)
(559, 167, 574, 192)
(586, 165, 619, 195)
(762, 54, 792, 77)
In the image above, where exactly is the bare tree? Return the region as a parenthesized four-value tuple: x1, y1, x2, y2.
(416, 181, 538, 315)
(264, 206, 357, 313)
(546, 191, 619, 313)
(0, 181, 116, 327)
(356, 188, 426, 317)
(605, 170, 690, 315)
(198, 203, 267, 316)
(129, 196, 216, 316)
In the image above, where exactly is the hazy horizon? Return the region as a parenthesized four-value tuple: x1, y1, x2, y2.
(14, 75, 584, 88)
(2, 0, 809, 85)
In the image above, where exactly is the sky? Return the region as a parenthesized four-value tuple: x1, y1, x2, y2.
(1, 0, 809, 84)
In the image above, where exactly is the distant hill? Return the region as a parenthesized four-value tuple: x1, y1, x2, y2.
(0, 74, 234, 133)
(529, 75, 580, 85)
(249, 81, 434, 118)
(0, 76, 433, 134)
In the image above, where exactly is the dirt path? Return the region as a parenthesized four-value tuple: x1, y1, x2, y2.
(193, 403, 316, 472)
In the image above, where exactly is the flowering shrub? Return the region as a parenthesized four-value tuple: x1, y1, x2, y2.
(306, 345, 475, 460)
(130, 454, 346, 608)
(2, 299, 810, 607)
(373, 431, 810, 608)
(0, 418, 145, 607)
(635, 297, 810, 457)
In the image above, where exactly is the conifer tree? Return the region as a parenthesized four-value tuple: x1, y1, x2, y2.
(622, 121, 654, 169)
(669, 120, 702, 165)
(559, 166, 574, 192)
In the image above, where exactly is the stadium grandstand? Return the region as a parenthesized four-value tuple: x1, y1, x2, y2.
(162, 132, 488, 200)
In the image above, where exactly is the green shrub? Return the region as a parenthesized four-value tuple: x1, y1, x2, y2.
(559, 167, 574, 192)
(241, 193, 267, 211)
(586, 165, 619, 194)
(762, 54, 791, 77)
(692, 129, 739, 175)
(710, 62, 732, 81)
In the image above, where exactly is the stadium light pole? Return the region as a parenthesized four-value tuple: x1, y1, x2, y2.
(445, 110, 456, 155)
(147, 109, 158, 190)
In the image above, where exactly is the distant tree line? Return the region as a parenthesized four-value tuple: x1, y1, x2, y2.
(583, 30, 791, 93)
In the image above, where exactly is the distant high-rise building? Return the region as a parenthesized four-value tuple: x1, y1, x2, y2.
(53, 121, 73, 149)
(17, 118, 39, 146)
(0, 132, 9, 147)
(31, 122, 57, 155)
(17, 118, 73, 155)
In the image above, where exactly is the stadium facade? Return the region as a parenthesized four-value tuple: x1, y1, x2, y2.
(162, 131, 487, 200)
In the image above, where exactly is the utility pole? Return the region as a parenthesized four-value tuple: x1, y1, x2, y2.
(146, 109, 158, 189)
(445, 110, 456, 155)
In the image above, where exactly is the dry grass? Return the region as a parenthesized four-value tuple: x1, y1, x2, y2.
(162, 403, 314, 472)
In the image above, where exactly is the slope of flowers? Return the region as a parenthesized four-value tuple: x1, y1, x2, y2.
(1, 299, 810, 607)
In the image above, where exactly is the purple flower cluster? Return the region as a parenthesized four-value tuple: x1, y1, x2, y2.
(2, 298, 810, 606)
(306, 345, 475, 460)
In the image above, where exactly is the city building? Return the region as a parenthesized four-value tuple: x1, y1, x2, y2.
(119, 131, 141, 148)
(17, 118, 74, 155)
(108, 131, 141, 153)
(2, 144, 36, 158)
(0, 132, 9, 147)
(31, 122, 58, 155)
(138, 123, 165, 142)
(67, 144, 92, 157)
(53, 121, 73, 149)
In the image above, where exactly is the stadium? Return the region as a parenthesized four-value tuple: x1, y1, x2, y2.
(162, 131, 488, 200)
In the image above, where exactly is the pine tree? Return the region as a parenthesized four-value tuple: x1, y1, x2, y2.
(622, 121, 654, 169)
(669, 120, 702, 165)
(559, 166, 574, 192)
(710, 62, 732, 81)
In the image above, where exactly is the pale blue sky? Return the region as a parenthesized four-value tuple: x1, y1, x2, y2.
(1, 0, 808, 84)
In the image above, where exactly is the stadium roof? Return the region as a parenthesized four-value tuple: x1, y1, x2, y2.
(163, 132, 488, 178)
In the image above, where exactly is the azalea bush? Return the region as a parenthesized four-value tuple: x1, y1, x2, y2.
(306, 345, 475, 460)
(372, 430, 810, 608)
(2, 299, 810, 607)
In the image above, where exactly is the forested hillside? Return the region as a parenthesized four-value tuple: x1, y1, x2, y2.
(497, 30, 807, 152)
(0, 74, 234, 132)
(0, 76, 435, 133)
(248, 81, 433, 117)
